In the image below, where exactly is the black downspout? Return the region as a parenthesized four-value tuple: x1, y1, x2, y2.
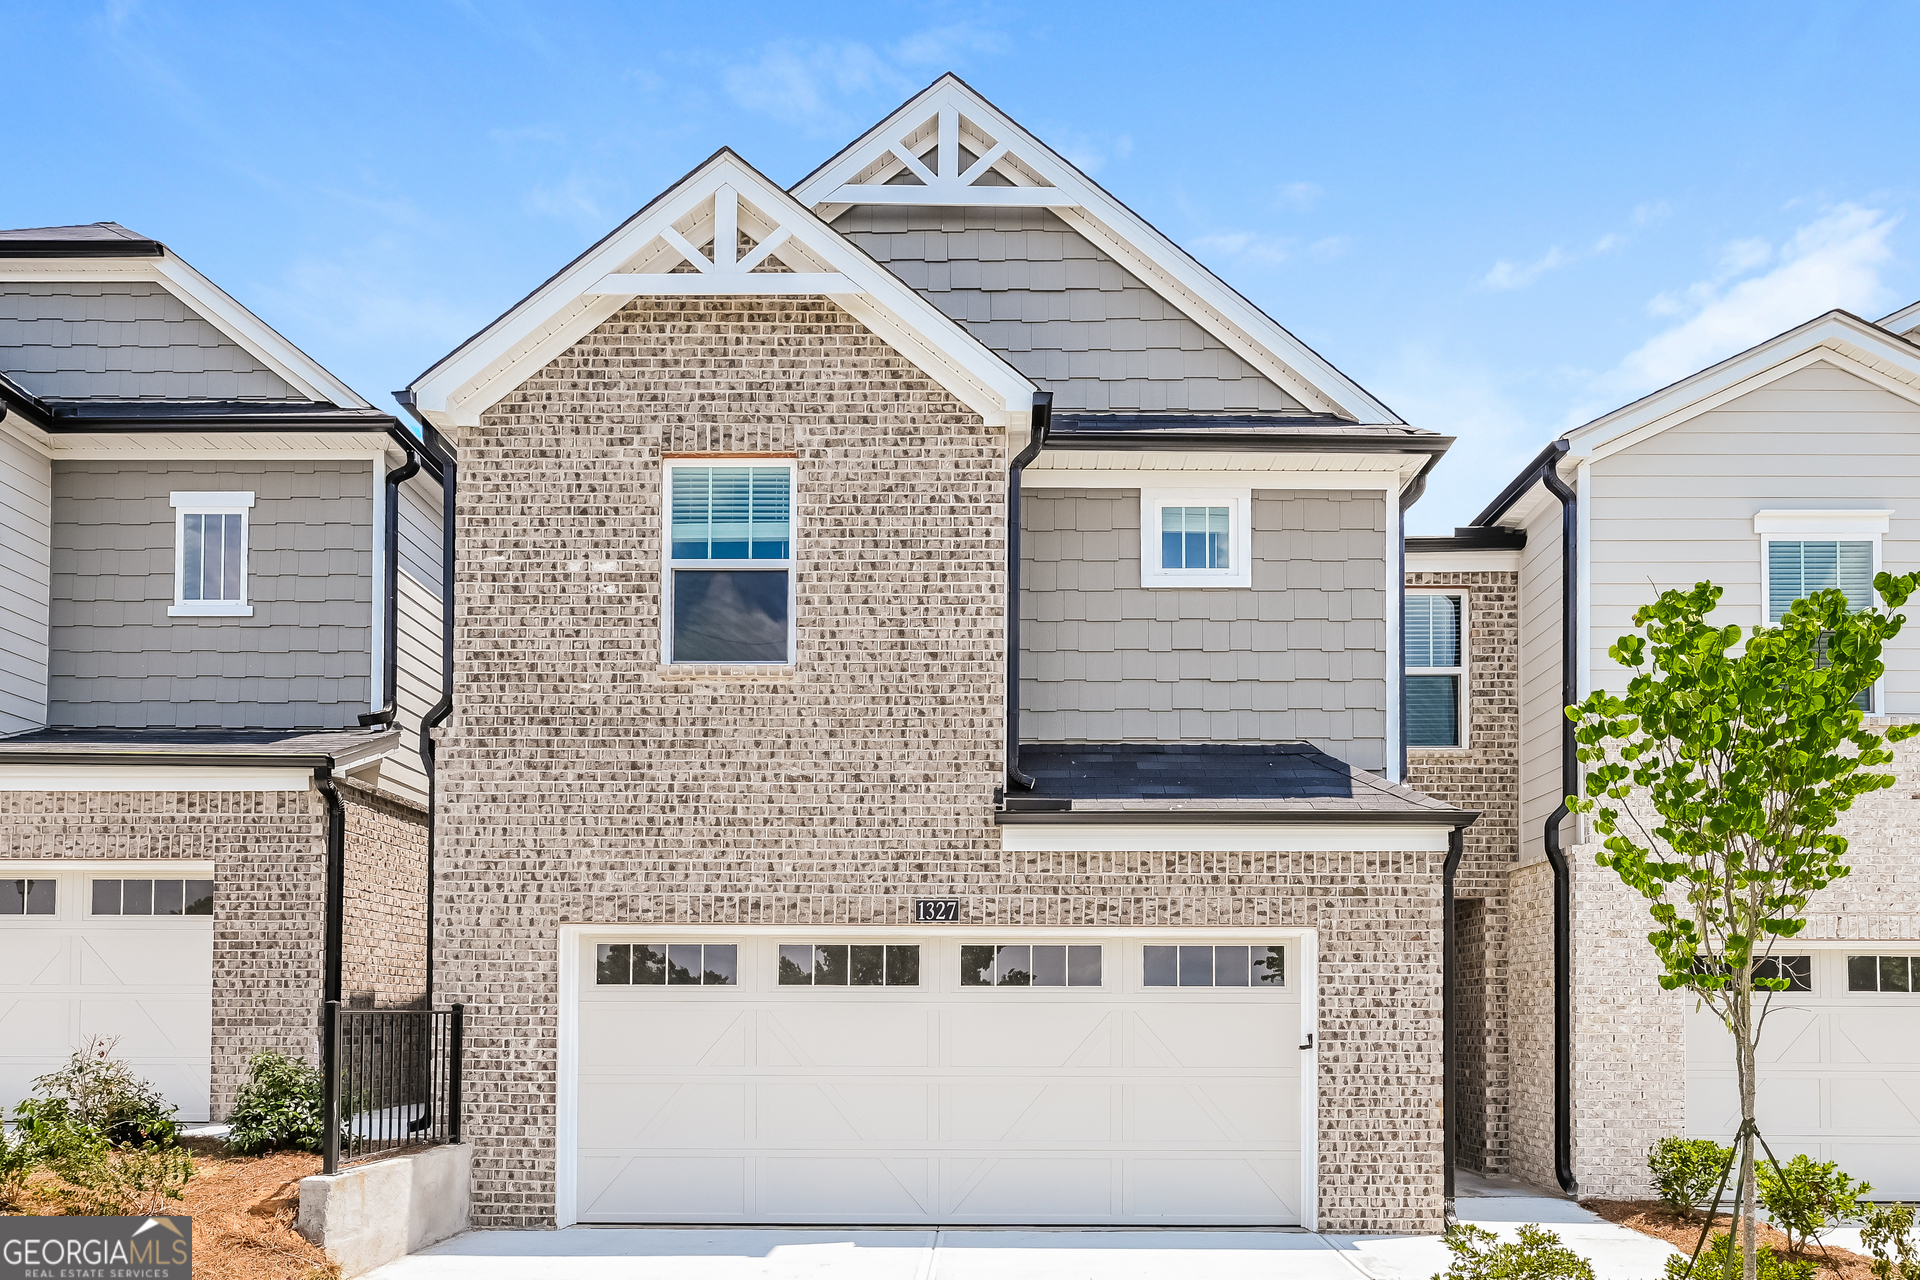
(1006, 391, 1052, 790)
(1442, 822, 1465, 1222)
(316, 765, 346, 1006)
(1398, 452, 1442, 781)
(360, 433, 422, 728)
(1539, 441, 1581, 1197)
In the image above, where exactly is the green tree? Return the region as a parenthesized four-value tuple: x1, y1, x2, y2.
(1568, 574, 1920, 1280)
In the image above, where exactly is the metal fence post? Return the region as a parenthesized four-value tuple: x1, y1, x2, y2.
(322, 999, 340, 1175)
(449, 1003, 464, 1145)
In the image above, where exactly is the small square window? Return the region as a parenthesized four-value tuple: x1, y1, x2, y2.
(185, 881, 215, 916)
(597, 944, 632, 984)
(93, 880, 122, 916)
(168, 492, 254, 617)
(1849, 955, 1880, 991)
(123, 880, 153, 915)
(1161, 506, 1229, 571)
(1139, 490, 1251, 588)
(1882, 955, 1912, 993)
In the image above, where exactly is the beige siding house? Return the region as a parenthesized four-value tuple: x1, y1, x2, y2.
(1458, 304, 1920, 1200)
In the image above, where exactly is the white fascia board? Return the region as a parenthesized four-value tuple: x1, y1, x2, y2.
(1406, 549, 1522, 573)
(1030, 450, 1411, 475)
(1567, 313, 1920, 463)
(0, 764, 314, 792)
(1000, 823, 1453, 853)
(790, 76, 1400, 426)
(1878, 299, 1920, 334)
(411, 151, 1034, 434)
(0, 858, 217, 875)
(1025, 469, 1396, 492)
(1, 255, 363, 408)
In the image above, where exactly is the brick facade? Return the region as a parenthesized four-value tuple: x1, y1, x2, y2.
(0, 787, 324, 1117)
(340, 780, 431, 1011)
(1407, 569, 1519, 1176)
(436, 295, 1448, 1233)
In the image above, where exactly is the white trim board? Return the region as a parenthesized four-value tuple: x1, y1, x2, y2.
(0, 859, 216, 876)
(790, 75, 1399, 427)
(1406, 550, 1522, 573)
(0, 765, 315, 792)
(999, 823, 1454, 852)
(1025, 469, 1402, 493)
(409, 151, 1036, 435)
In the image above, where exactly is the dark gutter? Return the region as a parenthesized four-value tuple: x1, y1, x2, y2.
(1005, 392, 1051, 790)
(1397, 452, 1443, 781)
(0, 749, 358, 769)
(995, 808, 1480, 827)
(315, 766, 346, 1009)
(1407, 527, 1527, 554)
(0, 374, 53, 431)
(359, 432, 423, 729)
(1538, 442, 1581, 1197)
(1470, 439, 1569, 528)
(1044, 426, 1453, 455)
(395, 389, 458, 1005)
(0, 235, 165, 258)
(1442, 822, 1465, 1223)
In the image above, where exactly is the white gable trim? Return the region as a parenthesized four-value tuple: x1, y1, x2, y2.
(789, 75, 1400, 426)
(0, 254, 363, 407)
(1878, 299, 1920, 335)
(1566, 313, 1920, 465)
(409, 151, 1035, 432)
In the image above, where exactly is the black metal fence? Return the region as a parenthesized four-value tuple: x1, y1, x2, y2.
(322, 1002, 464, 1173)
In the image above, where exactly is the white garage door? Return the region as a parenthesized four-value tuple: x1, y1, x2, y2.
(1688, 948, 1920, 1197)
(573, 934, 1304, 1225)
(0, 867, 215, 1121)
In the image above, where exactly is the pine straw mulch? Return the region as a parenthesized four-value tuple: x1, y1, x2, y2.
(1584, 1200, 1877, 1280)
(5, 1137, 337, 1280)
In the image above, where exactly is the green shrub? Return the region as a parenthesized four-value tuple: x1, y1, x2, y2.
(225, 1051, 325, 1155)
(1649, 1137, 1735, 1217)
(0, 1122, 34, 1210)
(27, 1035, 176, 1147)
(1861, 1203, 1920, 1280)
(12, 1098, 113, 1182)
(1665, 1233, 1816, 1280)
(1756, 1153, 1870, 1255)
(1434, 1223, 1596, 1280)
(53, 1142, 195, 1217)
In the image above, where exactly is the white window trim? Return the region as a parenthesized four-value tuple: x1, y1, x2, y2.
(168, 490, 255, 618)
(660, 459, 796, 667)
(1406, 587, 1468, 751)
(1754, 514, 1886, 711)
(1138, 487, 1253, 589)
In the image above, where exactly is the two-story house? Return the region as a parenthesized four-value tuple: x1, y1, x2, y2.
(0, 222, 448, 1121)
(401, 76, 1476, 1235)
(1432, 299, 1920, 1201)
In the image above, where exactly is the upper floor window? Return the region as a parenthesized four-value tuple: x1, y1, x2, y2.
(664, 462, 793, 664)
(1406, 591, 1465, 748)
(1766, 540, 1875, 624)
(1139, 488, 1251, 588)
(168, 491, 254, 617)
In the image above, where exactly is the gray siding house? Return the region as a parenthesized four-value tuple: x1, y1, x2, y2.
(403, 77, 1472, 1234)
(0, 224, 448, 1120)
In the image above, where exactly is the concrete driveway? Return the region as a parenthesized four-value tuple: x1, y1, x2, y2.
(364, 1191, 1680, 1280)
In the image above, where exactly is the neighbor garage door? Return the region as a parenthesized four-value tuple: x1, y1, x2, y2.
(573, 933, 1304, 1225)
(0, 867, 214, 1120)
(1688, 947, 1920, 1197)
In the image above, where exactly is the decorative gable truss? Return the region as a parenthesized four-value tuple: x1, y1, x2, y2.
(409, 150, 1036, 431)
(792, 75, 1402, 426)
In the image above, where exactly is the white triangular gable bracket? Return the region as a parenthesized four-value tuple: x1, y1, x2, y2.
(409, 149, 1035, 432)
(792, 75, 1402, 425)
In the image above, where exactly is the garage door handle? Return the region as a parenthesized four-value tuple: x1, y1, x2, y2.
(1299, 1033, 1314, 1050)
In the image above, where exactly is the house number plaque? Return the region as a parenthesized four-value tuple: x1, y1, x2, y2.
(912, 899, 961, 923)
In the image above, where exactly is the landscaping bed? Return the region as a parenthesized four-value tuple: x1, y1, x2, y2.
(1585, 1200, 1877, 1280)
(6, 1139, 334, 1280)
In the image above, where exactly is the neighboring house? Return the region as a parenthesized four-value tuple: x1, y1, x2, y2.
(1443, 300, 1920, 1200)
(403, 76, 1474, 1234)
(0, 223, 448, 1121)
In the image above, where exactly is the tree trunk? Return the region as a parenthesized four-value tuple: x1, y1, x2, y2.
(1736, 993, 1759, 1280)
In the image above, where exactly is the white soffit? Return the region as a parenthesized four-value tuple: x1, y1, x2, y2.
(0, 254, 363, 408)
(789, 74, 1400, 427)
(1000, 823, 1453, 853)
(1563, 312, 1920, 464)
(0, 765, 314, 792)
(1407, 549, 1522, 572)
(409, 149, 1035, 432)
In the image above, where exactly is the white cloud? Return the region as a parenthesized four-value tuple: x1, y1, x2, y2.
(1191, 230, 1296, 268)
(721, 40, 909, 135)
(1275, 181, 1323, 211)
(1632, 200, 1672, 226)
(1599, 204, 1898, 400)
(1480, 246, 1574, 291)
(889, 21, 1009, 65)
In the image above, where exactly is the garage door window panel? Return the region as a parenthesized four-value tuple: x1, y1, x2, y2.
(1851, 955, 1917, 992)
(1146, 944, 1285, 988)
(1, 880, 55, 916)
(962, 944, 1101, 987)
(779, 944, 919, 987)
(597, 942, 735, 986)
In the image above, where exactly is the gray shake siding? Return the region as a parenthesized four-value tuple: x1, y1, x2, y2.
(49, 458, 373, 729)
(438, 295, 1444, 1233)
(0, 429, 51, 732)
(1021, 488, 1387, 768)
(0, 281, 304, 402)
(833, 205, 1303, 413)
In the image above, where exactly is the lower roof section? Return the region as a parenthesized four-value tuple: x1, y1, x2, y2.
(999, 742, 1474, 826)
(0, 726, 398, 773)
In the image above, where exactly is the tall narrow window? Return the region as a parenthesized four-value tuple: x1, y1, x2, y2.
(169, 492, 254, 617)
(665, 463, 793, 664)
(1406, 591, 1465, 748)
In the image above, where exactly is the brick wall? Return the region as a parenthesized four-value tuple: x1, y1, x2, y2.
(340, 780, 430, 1010)
(0, 788, 325, 1117)
(1407, 569, 1518, 1175)
(438, 295, 1447, 1233)
(1506, 858, 1556, 1191)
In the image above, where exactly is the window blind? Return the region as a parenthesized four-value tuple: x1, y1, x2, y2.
(1768, 540, 1873, 623)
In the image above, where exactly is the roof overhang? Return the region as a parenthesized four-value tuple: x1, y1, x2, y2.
(790, 74, 1403, 427)
(409, 148, 1036, 435)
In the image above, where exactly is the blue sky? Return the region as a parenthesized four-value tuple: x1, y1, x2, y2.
(7, 1, 1918, 531)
